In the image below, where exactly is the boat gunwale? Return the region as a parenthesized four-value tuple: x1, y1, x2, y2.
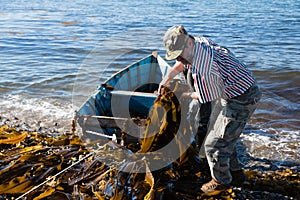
(103, 52, 158, 86)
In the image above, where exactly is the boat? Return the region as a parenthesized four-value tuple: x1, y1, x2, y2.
(74, 51, 182, 149)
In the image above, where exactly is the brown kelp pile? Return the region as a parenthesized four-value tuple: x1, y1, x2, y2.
(0, 118, 299, 199)
(0, 82, 299, 199)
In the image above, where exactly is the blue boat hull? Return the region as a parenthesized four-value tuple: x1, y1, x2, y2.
(75, 52, 179, 145)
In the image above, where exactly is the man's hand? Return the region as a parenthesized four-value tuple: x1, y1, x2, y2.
(180, 92, 191, 99)
(180, 92, 198, 100)
(190, 92, 198, 100)
(157, 61, 185, 95)
(157, 83, 163, 95)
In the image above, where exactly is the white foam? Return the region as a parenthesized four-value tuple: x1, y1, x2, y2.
(241, 128, 300, 165)
(0, 94, 76, 131)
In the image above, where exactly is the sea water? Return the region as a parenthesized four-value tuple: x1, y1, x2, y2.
(0, 0, 299, 168)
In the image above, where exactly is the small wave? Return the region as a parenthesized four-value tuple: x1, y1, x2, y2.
(242, 128, 300, 167)
(0, 95, 75, 132)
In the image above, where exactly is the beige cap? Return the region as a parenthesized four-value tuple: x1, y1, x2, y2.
(163, 25, 189, 60)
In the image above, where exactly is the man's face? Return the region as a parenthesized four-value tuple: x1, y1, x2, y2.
(176, 40, 194, 65)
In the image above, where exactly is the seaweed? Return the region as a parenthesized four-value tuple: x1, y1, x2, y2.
(0, 118, 299, 200)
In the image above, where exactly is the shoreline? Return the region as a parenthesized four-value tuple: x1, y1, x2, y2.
(0, 115, 299, 200)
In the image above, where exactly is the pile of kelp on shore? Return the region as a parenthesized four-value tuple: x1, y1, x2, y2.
(0, 119, 299, 200)
(1, 82, 299, 200)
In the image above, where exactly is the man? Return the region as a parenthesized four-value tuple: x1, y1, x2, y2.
(160, 25, 262, 194)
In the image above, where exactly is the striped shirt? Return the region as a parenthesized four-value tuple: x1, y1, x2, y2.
(191, 37, 255, 103)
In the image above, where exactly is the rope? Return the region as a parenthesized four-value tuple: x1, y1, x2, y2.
(16, 152, 95, 200)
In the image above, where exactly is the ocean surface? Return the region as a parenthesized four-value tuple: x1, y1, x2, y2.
(0, 0, 299, 168)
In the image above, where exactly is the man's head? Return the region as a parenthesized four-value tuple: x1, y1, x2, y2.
(163, 25, 194, 65)
(163, 25, 189, 60)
